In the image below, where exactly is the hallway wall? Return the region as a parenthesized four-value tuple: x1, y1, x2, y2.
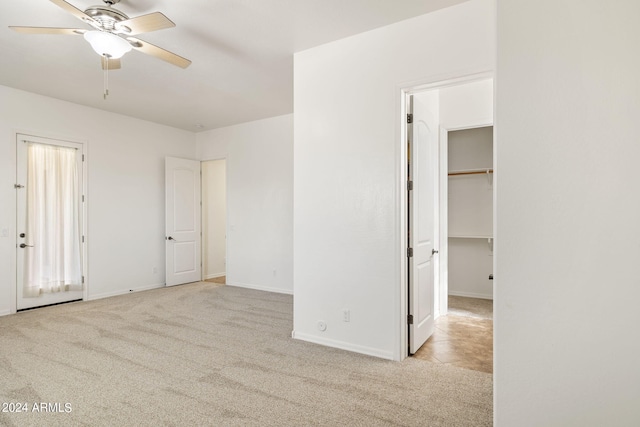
(495, 0, 640, 424)
(197, 114, 293, 294)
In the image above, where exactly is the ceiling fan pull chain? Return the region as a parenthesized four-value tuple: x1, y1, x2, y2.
(103, 54, 109, 100)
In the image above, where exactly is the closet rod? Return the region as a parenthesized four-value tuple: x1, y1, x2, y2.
(448, 169, 493, 176)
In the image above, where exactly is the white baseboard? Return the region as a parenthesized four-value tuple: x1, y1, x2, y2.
(0, 309, 11, 317)
(87, 283, 165, 301)
(204, 272, 226, 280)
(448, 290, 493, 300)
(292, 331, 394, 360)
(226, 281, 293, 295)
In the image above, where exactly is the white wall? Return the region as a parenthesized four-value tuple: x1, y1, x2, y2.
(439, 79, 494, 129)
(293, 0, 495, 359)
(448, 238, 492, 299)
(196, 114, 293, 294)
(0, 85, 195, 315)
(496, 0, 640, 425)
(202, 159, 227, 279)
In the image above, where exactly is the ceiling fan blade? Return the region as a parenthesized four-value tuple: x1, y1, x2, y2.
(127, 37, 191, 69)
(101, 56, 121, 70)
(9, 26, 86, 35)
(49, 0, 97, 25)
(116, 12, 175, 35)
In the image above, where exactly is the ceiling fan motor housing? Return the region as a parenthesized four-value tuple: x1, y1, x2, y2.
(84, 5, 130, 32)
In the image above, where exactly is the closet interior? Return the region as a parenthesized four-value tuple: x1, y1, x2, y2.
(447, 126, 493, 300)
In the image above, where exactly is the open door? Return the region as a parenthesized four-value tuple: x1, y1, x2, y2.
(408, 93, 439, 354)
(165, 157, 201, 286)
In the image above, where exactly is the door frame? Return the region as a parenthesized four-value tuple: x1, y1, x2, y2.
(200, 157, 228, 282)
(10, 130, 88, 314)
(397, 72, 494, 360)
(163, 155, 229, 285)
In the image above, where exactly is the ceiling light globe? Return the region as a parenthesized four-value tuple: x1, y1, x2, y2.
(84, 30, 132, 59)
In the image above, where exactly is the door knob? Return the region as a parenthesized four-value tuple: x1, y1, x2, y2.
(432, 249, 439, 255)
(19, 243, 33, 248)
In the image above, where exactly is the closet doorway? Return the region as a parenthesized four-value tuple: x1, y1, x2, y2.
(415, 126, 495, 373)
(403, 77, 494, 372)
(201, 159, 227, 284)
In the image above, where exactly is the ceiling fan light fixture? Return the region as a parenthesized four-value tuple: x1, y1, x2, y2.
(84, 30, 131, 59)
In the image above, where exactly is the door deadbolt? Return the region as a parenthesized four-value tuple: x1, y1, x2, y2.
(19, 233, 25, 238)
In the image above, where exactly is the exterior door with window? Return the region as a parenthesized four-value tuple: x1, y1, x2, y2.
(16, 134, 85, 310)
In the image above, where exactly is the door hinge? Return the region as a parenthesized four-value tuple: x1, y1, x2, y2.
(82, 235, 85, 243)
(407, 314, 414, 325)
(82, 276, 85, 284)
(82, 195, 85, 202)
(407, 180, 413, 191)
(82, 154, 85, 162)
(407, 113, 413, 124)
(407, 247, 413, 257)
(14, 184, 24, 189)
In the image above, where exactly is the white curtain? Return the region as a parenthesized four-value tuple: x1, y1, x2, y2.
(24, 143, 82, 297)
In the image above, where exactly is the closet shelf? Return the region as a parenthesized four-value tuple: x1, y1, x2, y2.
(450, 236, 494, 252)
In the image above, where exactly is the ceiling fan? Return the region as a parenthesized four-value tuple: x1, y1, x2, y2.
(9, 0, 191, 70)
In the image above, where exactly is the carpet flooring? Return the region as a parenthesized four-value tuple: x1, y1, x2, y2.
(0, 282, 492, 426)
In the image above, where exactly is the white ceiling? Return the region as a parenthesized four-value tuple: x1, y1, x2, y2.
(0, 0, 464, 131)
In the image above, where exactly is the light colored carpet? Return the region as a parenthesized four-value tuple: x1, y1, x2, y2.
(0, 282, 492, 426)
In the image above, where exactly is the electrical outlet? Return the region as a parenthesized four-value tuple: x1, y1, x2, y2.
(343, 310, 350, 322)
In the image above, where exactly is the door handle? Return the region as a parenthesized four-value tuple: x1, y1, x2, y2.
(166, 236, 178, 242)
(19, 243, 33, 248)
(432, 249, 439, 255)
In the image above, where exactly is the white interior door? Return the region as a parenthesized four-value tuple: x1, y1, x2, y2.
(408, 94, 439, 354)
(165, 157, 201, 286)
(16, 134, 85, 310)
